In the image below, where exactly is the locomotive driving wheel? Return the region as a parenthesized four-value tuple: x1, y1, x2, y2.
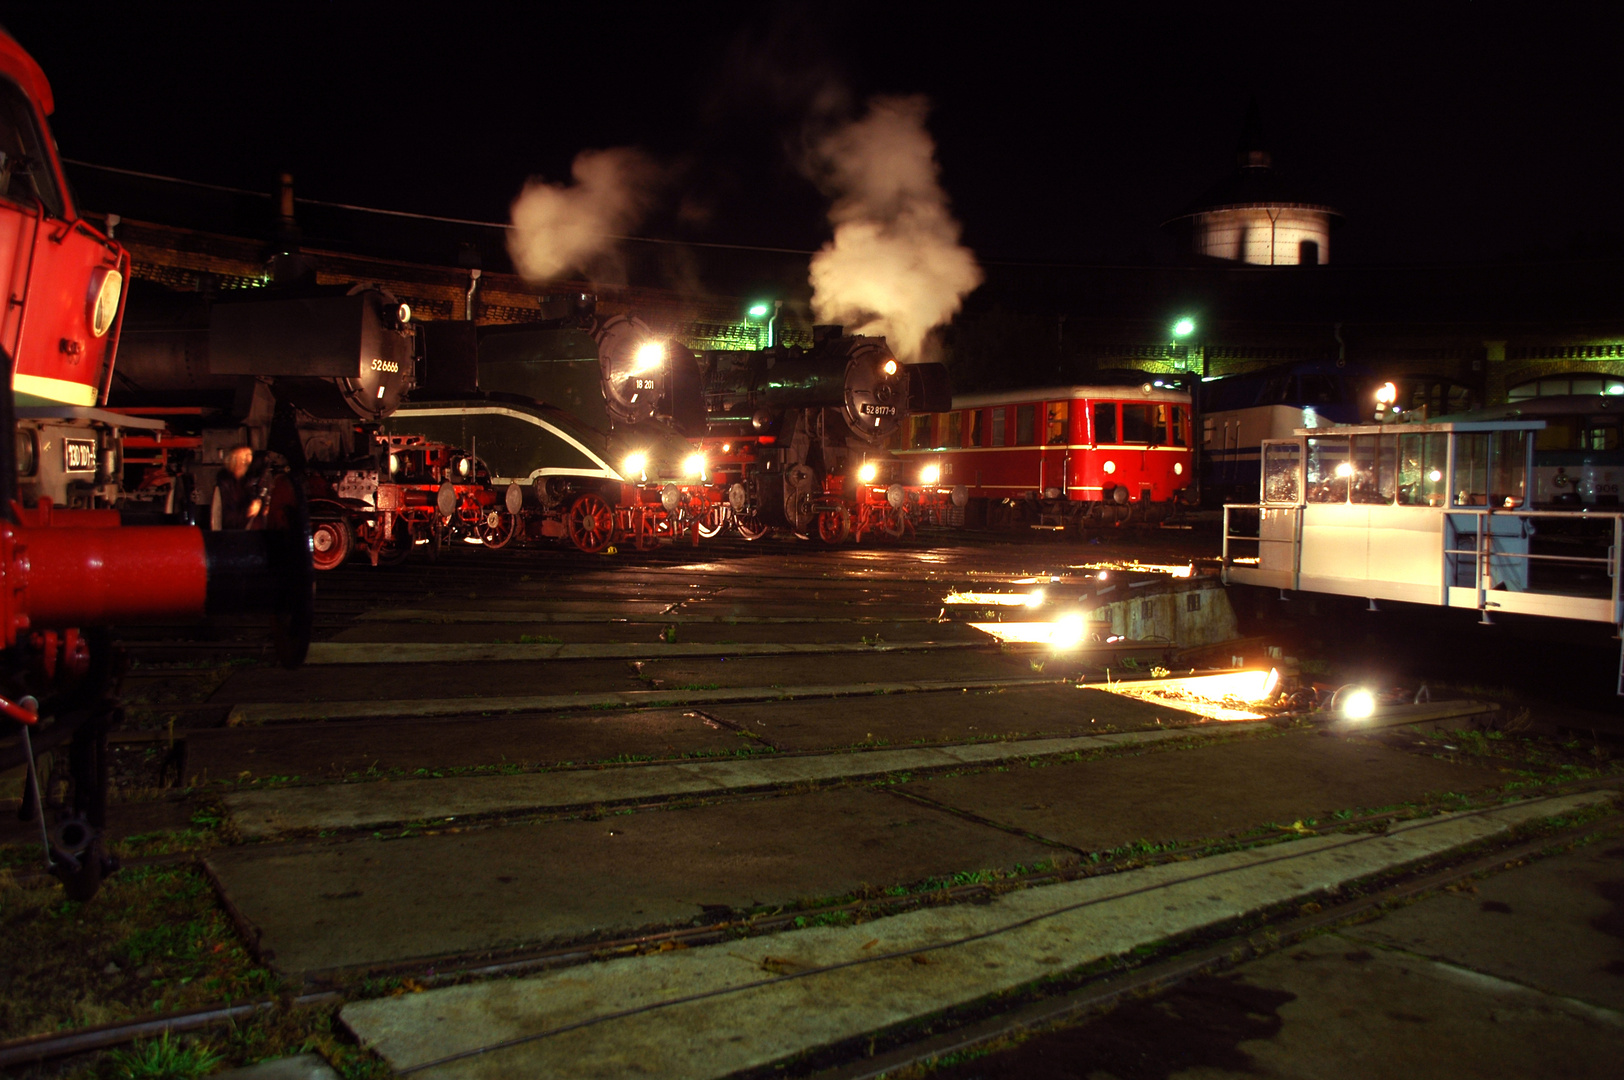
(475, 508, 518, 549)
(816, 508, 851, 544)
(735, 510, 771, 540)
(875, 506, 907, 540)
(696, 504, 728, 539)
(565, 492, 617, 553)
(310, 518, 353, 571)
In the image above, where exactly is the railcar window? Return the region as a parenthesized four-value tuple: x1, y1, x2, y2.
(1298, 374, 1339, 404)
(944, 411, 963, 448)
(1046, 401, 1068, 444)
(1015, 404, 1037, 445)
(1262, 443, 1302, 504)
(1397, 432, 1448, 506)
(908, 414, 931, 450)
(1349, 434, 1397, 504)
(1170, 406, 1187, 447)
(1305, 437, 1352, 503)
(1120, 404, 1167, 445)
(1584, 422, 1619, 451)
(991, 407, 1006, 447)
(1262, 375, 1292, 404)
(970, 409, 985, 447)
(0, 79, 63, 217)
(1092, 403, 1117, 444)
(1535, 420, 1578, 452)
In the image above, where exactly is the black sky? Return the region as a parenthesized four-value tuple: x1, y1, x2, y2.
(7, 1, 1623, 268)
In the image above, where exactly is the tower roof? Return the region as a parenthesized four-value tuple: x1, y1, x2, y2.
(1164, 99, 1341, 224)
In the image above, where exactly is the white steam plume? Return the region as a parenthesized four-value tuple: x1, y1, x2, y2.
(808, 96, 982, 360)
(506, 148, 657, 283)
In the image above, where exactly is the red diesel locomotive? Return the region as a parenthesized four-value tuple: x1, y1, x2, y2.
(895, 382, 1195, 525)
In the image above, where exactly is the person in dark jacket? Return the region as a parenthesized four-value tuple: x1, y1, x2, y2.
(214, 445, 263, 529)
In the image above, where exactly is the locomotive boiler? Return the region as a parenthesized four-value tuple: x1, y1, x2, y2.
(702, 326, 953, 535)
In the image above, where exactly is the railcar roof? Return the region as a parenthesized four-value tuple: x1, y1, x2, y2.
(950, 385, 1190, 409)
(1291, 418, 1546, 437)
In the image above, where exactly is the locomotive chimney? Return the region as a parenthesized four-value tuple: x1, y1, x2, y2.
(269, 171, 311, 286)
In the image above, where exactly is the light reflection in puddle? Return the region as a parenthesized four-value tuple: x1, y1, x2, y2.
(1090, 669, 1278, 722)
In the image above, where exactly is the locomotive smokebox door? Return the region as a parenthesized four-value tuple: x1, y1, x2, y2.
(208, 291, 415, 420)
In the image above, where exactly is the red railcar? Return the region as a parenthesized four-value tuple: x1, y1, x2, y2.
(894, 383, 1195, 525)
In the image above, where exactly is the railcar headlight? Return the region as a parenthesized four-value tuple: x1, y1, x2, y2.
(920, 463, 941, 485)
(683, 452, 706, 478)
(631, 342, 665, 374)
(88, 267, 123, 338)
(624, 452, 648, 480)
(1103, 460, 1117, 474)
(882, 359, 898, 376)
(1174, 462, 1183, 475)
(1334, 462, 1353, 479)
(858, 461, 879, 484)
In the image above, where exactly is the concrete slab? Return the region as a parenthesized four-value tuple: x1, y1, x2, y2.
(1345, 839, 1624, 1011)
(214, 650, 1031, 708)
(223, 676, 1060, 725)
(206, 787, 1058, 974)
(220, 723, 1270, 839)
(707, 685, 1206, 751)
(185, 709, 752, 783)
(932, 933, 1624, 1080)
(904, 730, 1510, 852)
(304, 639, 982, 665)
(337, 793, 1614, 1080)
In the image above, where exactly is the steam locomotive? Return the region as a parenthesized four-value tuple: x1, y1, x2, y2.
(700, 326, 954, 540)
(0, 29, 311, 899)
(385, 303, 718, 553)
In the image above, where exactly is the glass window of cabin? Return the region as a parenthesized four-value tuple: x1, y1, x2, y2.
(1305, 437, 1353, 503)
(1453, 433, 1489, 505)
(1121, 404, 1168, 444)
(970, 409, 985, 447)
(1262, 374, 1292, 404)
(0, 79, 64, 218)
(944, 411, 963, 448)
(1262, 442, 1302, 504)
(1584, 420, 1619, 451)
(1299, 373, 1339, 404)
(1572, 378, 1604, 397)
(1015, 403, 1037, 445)
(1491, 430, 1528, 507)
(908, 414, 932, 450)
(1350, 434, 1397, 504)
(1046, 401, 1069, 444)
(1169, 406, 1187, 446)
(1092, 402, 1117, 444)
(1397, 432, 1448, 506)
(991, 407, 1006, 447)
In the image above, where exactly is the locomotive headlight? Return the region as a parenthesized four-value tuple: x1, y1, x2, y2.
(388, 452, 400, 475)
(457, 457, 472, 477)
(397, 303, 412, 325)
(631, 342, 665, 375)
(1339, 688, 1376, 721)
(1174, 462, 1183, 475)
(682, 452, 706, 478)
(882, 359, 898, 376)
(858, 461, 879, 484)
(1103, 460, 1117, 474)
(623, 452, 648, 480)
(920, 463, 941, 485)
(88, 267, 123, 338)
(1051, 612, 1087, 650)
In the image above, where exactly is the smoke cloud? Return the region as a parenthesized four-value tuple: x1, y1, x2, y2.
(807, 96, 982, 360)
(507, 148, 658, 283)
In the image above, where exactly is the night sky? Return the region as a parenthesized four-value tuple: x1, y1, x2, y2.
(7, 2, 1623, 268)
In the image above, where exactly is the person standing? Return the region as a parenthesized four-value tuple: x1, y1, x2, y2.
(213, 445, 263, 529)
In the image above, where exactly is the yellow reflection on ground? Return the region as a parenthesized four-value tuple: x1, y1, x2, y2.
(1089, 670, 1274, 721)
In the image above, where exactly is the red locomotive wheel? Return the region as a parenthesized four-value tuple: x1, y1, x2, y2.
(310, 518, 353, 571)
(566, 492, 617, 553)
(816, 509, 851, 544)
(477, 509, 519, 550)
(876, 506, 907, 540)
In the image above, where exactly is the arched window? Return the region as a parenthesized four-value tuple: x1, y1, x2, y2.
(1507, 374, 1624, 401)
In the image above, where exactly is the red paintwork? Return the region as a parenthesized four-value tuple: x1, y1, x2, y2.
(0, 31, 128, 408)
(1, 522, 207, 645)
(896, 386, 1195, 506)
